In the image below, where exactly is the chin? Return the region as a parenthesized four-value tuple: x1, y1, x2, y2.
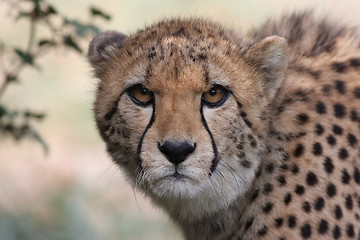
(142, 168, 205, 199)
(138, 165, 249, 222)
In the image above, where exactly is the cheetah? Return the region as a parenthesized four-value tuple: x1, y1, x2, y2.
(88, 11, 360, 240)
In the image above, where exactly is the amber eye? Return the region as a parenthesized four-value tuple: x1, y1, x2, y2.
(202, 85, 228, 107)
(128, 84, 154, 105)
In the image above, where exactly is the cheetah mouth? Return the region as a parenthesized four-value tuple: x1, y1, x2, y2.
(157, 171, 193, 182)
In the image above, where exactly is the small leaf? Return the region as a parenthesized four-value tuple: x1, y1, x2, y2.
(14, 48, 34, 65)
(26, 127, 49, 153)
(38, 39, 55, 47)
(64, 18, 100, 37)
(85, 24, 101, 35)
(6, 74, 17, 82)
(16, 12, 31, 21)
(90, 7, 111, 21)
(46, 5, 57, 15)
(0, 105, 7, 117)
(63, 35, 83, 53)
(24, 111, 45, 120)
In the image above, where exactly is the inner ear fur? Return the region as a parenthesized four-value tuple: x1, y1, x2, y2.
(245, 36, 288, 100)
(87, 31, 127, 68)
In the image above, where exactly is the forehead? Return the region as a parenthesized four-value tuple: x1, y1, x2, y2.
(131, 36, 233, 93)
(146, 37, 209, 92)
(117, 19, 243, 93)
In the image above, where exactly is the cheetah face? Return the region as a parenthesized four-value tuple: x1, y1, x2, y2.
(88, 22, 288, 220)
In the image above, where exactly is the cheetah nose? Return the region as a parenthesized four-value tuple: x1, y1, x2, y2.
(158, 141, 196, 165)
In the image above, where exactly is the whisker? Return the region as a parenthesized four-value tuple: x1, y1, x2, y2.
(107, 165, 121, 188)
(93, 162, 116, 187)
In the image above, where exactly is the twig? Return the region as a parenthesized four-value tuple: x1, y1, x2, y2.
(0, 17, 36, 100)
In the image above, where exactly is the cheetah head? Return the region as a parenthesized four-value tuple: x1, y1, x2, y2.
(88, 19, 288, 221)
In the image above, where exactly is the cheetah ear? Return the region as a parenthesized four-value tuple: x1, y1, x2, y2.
(87, 31, 127, 68)
(245, 36, 288, 100)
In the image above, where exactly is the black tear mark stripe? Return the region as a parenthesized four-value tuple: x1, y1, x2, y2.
(200, 102, 219, 174)
(136, 104, 156, 168)
(104, 91, 126, 121)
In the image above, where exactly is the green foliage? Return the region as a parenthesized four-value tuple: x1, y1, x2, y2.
(0, 0, 111, 152)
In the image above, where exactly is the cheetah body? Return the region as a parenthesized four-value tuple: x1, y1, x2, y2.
(88, 12, 360, 240)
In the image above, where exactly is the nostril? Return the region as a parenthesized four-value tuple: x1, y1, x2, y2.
(158, 141, 196, 165)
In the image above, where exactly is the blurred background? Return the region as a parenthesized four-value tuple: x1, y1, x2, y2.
(1, 0, 360, 239)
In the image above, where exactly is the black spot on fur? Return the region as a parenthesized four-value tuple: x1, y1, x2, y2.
(354, 87, 360, 98)
(258, 225, 267, 236)
(347, 224, 356, 238)
(244, 217, 254, 230)
(291, 164, 300, 174)
(312, 142, 323, 156)
(297, 113, 309, 124)
(327, 183, 337, 197)
(327, 135, 336, 146)
(332, 61, 347, 73)
(354, 167, 360, 184)
(280, 164, 289, 171)
(322, 84, 332, 96)
(295, 185, 305, 195)
(300, 223, 312, 238)
(349, 58, 360, 67)
(333, 103, 347, 118)
(314, 197, 325, 211)
(303, 201, 311, 213)
(318, 219, 329, 234)
(316, 101, 327, 114)
(241, 160, 252, 168)
(346, 224, 355, 238)
(262, 202, 274, 214)
(276, 175, 287, 186)
(347, 133, 358, 147)
(338, 148, 349, 160)
(306, 172, 318, 186)
(293, 144, 304, 157)
(288, 215, 297, 228)
(284, 193, 292, 205)
(342, 169, 351, 184)
(324, 157, 334, 174)
(333, 225, 341, 239)
(350, 110, 360, 122)
(315, 124, 324, 135)
(275, 218, 283, 228)
(250, 189, 259, 201)
(345, 195, 353, 210)
(334, 80, 346, 94)
(243, 119, 253, 128)
(334, 205, 343, 219)
(332, 125, 343, 135)
(265, 163, 274, 173)
(263, 183, 273, 195)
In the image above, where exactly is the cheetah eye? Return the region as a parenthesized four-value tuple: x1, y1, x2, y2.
(202, 85, 228, 107)
(128, 84, 154, 106)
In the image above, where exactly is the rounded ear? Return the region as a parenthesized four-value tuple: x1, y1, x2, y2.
(87, 31, 127, 67)
(245, 36, 288, 100)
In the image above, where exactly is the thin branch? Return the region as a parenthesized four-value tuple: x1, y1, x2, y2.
(27, 19, 36, 53)
(0, 17, 36, 100)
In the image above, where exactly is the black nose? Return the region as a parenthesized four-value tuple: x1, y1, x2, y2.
(158, 141, 196, 165)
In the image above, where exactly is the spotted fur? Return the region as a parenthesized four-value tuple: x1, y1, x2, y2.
(88, 11, 360, 240)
